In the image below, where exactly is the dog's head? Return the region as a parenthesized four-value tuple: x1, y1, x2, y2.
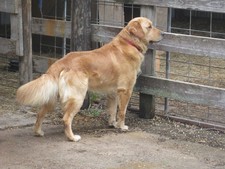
(127, 17, 163, 44)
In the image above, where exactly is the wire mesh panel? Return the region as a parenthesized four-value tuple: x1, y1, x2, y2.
(0, 12, 17, 86)
(92, 0, 141, 26)
(0, 12, 19, 115)
(0, 11, 18, 86)
(32, 0, 71, 59)
(156, 9, 225, 128)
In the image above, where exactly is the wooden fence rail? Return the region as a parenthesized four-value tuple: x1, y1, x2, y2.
(32, 18, 71, 39)
(0, 0, 19, 14)
(91, 24, 225, 59)
(121, 0, 225, 13)
(136, 75, 225, 109)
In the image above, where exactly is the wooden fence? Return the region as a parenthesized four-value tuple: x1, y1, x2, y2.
(91, 0, 225, 121)
(0, 0, 92, 84)
(0, 0, 31, 84)
(1, 0, 225, 127)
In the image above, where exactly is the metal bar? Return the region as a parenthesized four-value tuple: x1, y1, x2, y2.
(164, 8, 172, 113)
(62, 0, 67, 56)
(158, 114, 225, 132)
(189, 10, 192, 35)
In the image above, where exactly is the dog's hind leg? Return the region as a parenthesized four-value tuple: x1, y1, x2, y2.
(59, 69, 88, 142)
(62, 97, 85, 142)
(107, 93, 117, 127)
(114, 89, 132, 131)
(34, 103, 54, 136)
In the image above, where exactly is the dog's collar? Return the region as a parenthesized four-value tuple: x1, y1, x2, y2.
(119, 35, 143, 53)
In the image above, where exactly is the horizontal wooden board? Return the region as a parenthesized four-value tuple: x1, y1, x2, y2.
(33, 55, 57, 73)
(135, 75, 225, 109)
(32, 18, 71, 38)
(152, 32, 225, 58)
(118, 0, 225, 13)
(0, 0, 19, 13)
(91, 24, 121, 43)
(0, 37, 16, 55)
(91, 24, 225, 58)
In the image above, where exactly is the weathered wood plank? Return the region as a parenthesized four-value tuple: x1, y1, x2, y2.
(32, 18, 71, 38)
(91, 24, 225, 59)
(116, 0, 225, 13)
(135, 75, 225, 109)
(33, 55, 57, 73)
(0, 37, 16, 55)
(19, 0, 32, 84)
(152, 32, 225, 58)
(98, 0, 124, 26)
(0, 0, 19, 14)
(139, 6, 156, 119)
(91, 24, 121, 43)
(10, 0, 23, 56)
(140, 6, 156, 75)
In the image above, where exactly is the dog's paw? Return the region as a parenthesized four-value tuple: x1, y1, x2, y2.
(113, 122, 129, 131)
(34, 130, 44, 137)
(69, 135, 81, 142)
(112, 121, 119, 129)
(121, 125, 129, 131)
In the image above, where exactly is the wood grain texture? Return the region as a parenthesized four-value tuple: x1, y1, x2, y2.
(139, 6, 156, 119)
(152, 32, 225, 58)
(10, 0, 23, 56)
(71, 0, 92, 51)
(0, 37, 16, 55)
(32, 18, 71, 38)
(135, 75, 225, 109)
(91, 25, 225, 59)
(0, 0, 18, 13)
(119, 0, 225, 13)
(19, 0, 32, 84)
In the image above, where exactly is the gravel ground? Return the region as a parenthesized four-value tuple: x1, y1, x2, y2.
(1, 90, 225, 169)
(1, 103, 225, 169)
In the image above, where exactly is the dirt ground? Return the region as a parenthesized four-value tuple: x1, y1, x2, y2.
(1, 66, 225, 169)
(1, 106, 225, 169)
(1, 68, 225, 169)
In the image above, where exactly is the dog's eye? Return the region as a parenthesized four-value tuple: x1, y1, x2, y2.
(148, 25, 152, 29)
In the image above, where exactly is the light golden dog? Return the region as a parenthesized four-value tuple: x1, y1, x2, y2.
(16, 17, 163, 142)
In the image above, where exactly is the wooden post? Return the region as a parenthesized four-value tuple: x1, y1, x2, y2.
(19, 0, 32, 84)
(139, 6, 156, 119)
(70, 0, 92, 51)
(98, 0, 124, 26)
(71, 0, 92, 109)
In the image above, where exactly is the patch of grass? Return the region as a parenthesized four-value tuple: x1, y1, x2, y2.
(89, 92, 101, 105)
(80, 92, 104, 117)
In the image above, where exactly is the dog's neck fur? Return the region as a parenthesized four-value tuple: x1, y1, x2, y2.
(119, 35, 143, 53)
(117, 29, 148, 54)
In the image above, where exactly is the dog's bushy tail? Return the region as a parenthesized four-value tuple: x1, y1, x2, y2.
(16, 74, 58, 106)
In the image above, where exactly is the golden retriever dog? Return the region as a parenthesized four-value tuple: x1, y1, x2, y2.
(16, 17, 163, 142)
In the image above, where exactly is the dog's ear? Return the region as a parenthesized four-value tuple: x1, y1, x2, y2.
(128, 21, 145, 39)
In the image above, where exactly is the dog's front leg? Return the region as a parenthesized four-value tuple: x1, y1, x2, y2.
(114, 89, 132, 131)
(106, 93, 118, 127)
